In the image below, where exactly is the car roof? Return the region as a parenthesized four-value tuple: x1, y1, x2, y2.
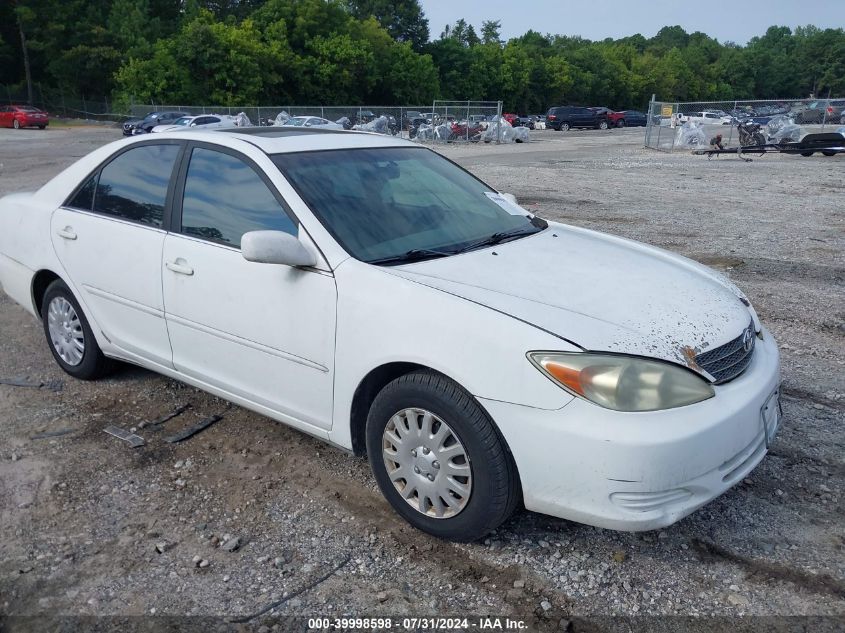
(148, 127, 411, 154)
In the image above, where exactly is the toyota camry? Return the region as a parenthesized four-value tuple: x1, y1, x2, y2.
(0, 127, 781, 541)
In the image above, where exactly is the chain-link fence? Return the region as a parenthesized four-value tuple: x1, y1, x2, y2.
(2, 84, 122, 122)
(644, 97, 845, 151)
(128, 104, 433, 133)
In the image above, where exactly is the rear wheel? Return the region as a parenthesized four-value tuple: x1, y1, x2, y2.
(560, 122, 570, 131)
(801, 151, 814, 157)
(366, 370, 520, 541)
(821, 150, 836, 157)
(616, 119, 626, 128)
(598, 120, 608, 130)
(38, 125, 46, 130)
(13, 119, 20, 129)
(41, 280, 114, 380)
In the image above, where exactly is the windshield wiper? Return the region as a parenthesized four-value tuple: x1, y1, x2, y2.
(452, 220, 547, 254)
(366, 248, 453, 266)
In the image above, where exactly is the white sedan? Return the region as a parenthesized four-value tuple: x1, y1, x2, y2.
(282, 116, 343, 129)
(0, 128, 780, 541)
(151, 114, 236, 133)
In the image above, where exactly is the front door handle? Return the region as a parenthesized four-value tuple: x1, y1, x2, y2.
(165, 259, 194, 276)
(56, 226, 77, 240)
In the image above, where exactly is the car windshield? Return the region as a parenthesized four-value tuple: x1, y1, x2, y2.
(272, 147, 544, 264)
(172, 117, 192, 126)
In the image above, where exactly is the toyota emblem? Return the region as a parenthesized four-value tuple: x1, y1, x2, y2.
(742, 327, 754, 352)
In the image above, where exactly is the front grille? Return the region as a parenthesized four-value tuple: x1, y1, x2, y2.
(696, 321, 755, 384)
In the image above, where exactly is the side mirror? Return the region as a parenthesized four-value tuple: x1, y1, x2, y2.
(241, 230, 317, 268)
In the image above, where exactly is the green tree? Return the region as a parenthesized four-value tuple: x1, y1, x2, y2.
(346, 0, 430, 50)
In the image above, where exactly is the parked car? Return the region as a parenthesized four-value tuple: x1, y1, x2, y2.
(795, 100, 845, 124)
(546, 106, 609, 130)
(0, 105, 49, 129)
(403, 111, 425, 129)
(502, 113, 519, 126)
(677, 111, 730, 125)
(123, 111, 188, 136)
(607, 110, 647, 128)
(282, 116, 343, 129)
(514, 116, 534, 129)
(151, 114, 237, 133)
(0, 127, 780, 541)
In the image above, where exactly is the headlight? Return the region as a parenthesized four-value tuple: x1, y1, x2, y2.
(528, 352, 715, 412)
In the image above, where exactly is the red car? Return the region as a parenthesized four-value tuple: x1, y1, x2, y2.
(502, 112, 519, 126)
(0, 105, 49, 129)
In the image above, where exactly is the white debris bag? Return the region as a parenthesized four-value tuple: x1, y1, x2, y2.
(414, 124, 434, 141)
(354, 115, 389, 134)
(765, 114, 793, 137)
(235, 112, 251, 127)
(481, 117, 517, 143)
(272, 111, 291, 126)
(770, 123, 803, 144)
(675, 121, 707, 148)
(433, 123, 451, 142)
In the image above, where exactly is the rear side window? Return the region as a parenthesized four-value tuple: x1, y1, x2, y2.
(180, 147, 296, 248)
(94, 144, 180, 228)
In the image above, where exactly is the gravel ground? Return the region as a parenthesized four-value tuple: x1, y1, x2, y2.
(0, 125, 843, 631)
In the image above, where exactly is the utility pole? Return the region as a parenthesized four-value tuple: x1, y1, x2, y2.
(15, 4, 34, 105)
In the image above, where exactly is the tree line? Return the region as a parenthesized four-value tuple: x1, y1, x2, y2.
(1, 0, 843, 113)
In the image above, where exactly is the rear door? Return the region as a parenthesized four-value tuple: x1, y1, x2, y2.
(51, 141, 183, 366)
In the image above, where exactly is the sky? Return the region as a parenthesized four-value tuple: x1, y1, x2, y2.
(420, 0, 845, 45)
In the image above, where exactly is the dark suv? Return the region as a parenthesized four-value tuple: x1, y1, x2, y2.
(546, 106, 609, 131)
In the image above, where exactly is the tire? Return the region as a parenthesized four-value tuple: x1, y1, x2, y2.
(598, 120, 608, 130)
(560, 122, 570, 131)
(366, 370, 520, 541)
(800, 151, 814, 157)
(13, 118, 20, 129)
(821, 150, 836, 157)
(41, 279, 114, 380)
(38, 125, 46, 130)
(616, 119, 625, 128)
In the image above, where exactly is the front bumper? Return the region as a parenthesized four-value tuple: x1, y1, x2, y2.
(480, 328, 781, 531)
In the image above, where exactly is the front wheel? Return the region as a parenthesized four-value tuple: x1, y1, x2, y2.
(366, 371, 520, 541)
(821, 150, 836, 157)
(38, 125, 46, 130)
(42, 280, 115, 380)
(616, 119, 625, 128)
(13, 119, 20, 129)
(598, 120, 608, 130)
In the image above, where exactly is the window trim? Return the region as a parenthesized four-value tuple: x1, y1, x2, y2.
(171, 141, 301, 249)
(61, 139, 186, 230)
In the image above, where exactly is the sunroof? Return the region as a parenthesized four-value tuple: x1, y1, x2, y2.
(216, 127, 350, 137)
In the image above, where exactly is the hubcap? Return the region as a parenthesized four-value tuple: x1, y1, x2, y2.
(47, 297, 85, 366)
(382, 408, 472, 519)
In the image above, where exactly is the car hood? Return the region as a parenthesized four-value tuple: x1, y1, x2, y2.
(387, 223, 754, 375)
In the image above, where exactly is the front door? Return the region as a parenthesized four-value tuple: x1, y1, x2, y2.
(51, 142, 182, 366)
(162, 144, 337, 431)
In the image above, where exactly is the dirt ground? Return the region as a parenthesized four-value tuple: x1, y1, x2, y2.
(0, 125, 843, 631)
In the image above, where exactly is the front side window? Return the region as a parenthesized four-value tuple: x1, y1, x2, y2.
(94, 144, 180, 227)
(273, 147, 543, 263)
(181, 147, 296, 247)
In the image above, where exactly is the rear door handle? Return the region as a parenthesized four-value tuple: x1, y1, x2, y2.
(165, 259, 194, 276)
(56, 227, 77, 240)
